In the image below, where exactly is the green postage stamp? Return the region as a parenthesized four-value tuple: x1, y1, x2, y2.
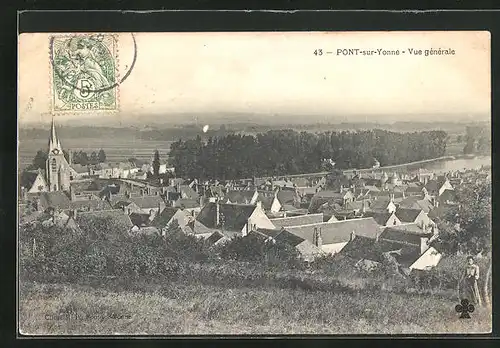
(50, 34, 119, 112)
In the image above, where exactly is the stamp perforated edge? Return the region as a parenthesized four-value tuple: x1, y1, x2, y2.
(48, 33, 121, 115)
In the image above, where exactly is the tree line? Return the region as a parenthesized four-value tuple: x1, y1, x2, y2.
(27, 149, 107, 170)
(463, 125, 491, 155)
(168, 129, 448, 180)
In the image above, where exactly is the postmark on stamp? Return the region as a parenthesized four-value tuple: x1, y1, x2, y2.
(50, 33, 119, 112)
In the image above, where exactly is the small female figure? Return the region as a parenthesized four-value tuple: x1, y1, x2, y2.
(460, 256, 482, 306)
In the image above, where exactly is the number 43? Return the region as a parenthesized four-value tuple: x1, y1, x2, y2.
(314, 49, 323, 56)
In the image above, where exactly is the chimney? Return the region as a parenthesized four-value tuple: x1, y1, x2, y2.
(69, 209, 77, 219)
(200, 195, 204, 208)
(313, 227, 318, 245)
(177, 182, 181, 193)
(50, 208, 56, 223)
(215, 201, 220, 226)
(340, 184, 344, 193)
(256, 201, 262, 211)
(350, 230, 355, 242)
(361, 200, 367, 214)
(69, 185, 76, 201)
(402, 190, 406, 199)
(316, 227, 323, 248)
(68, 150, 73, 165)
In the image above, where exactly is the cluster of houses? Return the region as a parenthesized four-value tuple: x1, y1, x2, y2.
(19, 119, 491, 274)
(20, 164, 481, 273)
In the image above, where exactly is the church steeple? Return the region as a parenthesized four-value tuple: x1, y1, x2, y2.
(48, 116, 62, 154)
(46, 116, 70, 192)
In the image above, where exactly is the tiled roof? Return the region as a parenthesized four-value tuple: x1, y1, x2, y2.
(395, 208, 423, 223)
(129, 195, 165, 209)
(362, 211, 394, 226)
(166, 191, 181, 201)
(398, 196, 434, 213)
(341, 235, 421, 267)
(256, 228, 283, 239)
(69, 199, 109, 211)
(277, 190, 298, 205)
(257, 195, 274, 211)
(112, 200, 133, 209)
(98, 184, 121, 198)
(369, 199, 392, 211)
(173, 198, 200, 209)
(286, 217, 381, 245)
(273, 229, 306, 247)
(196, 202, 256, 232)
(129, 212, 151, 227)
(151, 207, 179, 228)
(425, 176, 448, 194)
(179, 185, 199, 200)
(40, 211, 79, 231)
(206, 231, 225, 245)
(76, 209, 133, 233)
(380, 224, 431, 246)
(270, 213, 324, 228)
(282, 204, 299, 211)
(39, 192, 71, 210)
(224, 190, 256, 204)
(20, 170, 42, 190)
(313, 190, 345, 199)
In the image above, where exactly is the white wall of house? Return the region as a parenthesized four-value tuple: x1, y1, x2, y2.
(438, 180, 454, 196)
(321, 242, 349, 255)
(27, 174, 49, 193)
(327, 215, 338, 222)
(410, 247, 442, 270)
(242, 207, 277, 236)
(386, 213, 401, 226)
(387, 201, 397, 214)
(270, 197, 282, 213)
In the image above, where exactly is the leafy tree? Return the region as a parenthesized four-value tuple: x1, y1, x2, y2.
(152, 150, 160, 177)
(79, 151, 89, 166)
(463, 138, 475, 155)
(168, 129, 448, 180)
(98, 149, 107, 163)
(90, 151, 98, 165)
(63, 150, 70, 163)
(435, 179, 491, 255)
(29, 150, 48, 170)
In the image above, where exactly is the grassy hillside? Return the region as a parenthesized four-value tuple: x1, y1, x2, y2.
(19, 279, 491, 335)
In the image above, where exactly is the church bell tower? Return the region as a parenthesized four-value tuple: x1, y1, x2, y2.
(46, 117, 71, 192)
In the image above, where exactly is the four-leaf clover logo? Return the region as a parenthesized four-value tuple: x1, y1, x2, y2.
(455, 299, 475, 319)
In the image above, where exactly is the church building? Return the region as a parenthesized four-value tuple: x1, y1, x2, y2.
(45, 118, 73, 191)
(20, 118, 76, 195)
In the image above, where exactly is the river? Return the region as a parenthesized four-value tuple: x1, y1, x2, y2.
(418, 155, 491, 174)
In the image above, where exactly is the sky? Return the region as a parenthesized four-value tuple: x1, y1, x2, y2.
(18, 31, 490, 125)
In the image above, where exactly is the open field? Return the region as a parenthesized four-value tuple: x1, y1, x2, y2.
(18, 138, 173, 170)
(19, 280, 491, 335)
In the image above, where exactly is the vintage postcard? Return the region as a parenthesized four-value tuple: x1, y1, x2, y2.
(18, 31, 491, 335)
